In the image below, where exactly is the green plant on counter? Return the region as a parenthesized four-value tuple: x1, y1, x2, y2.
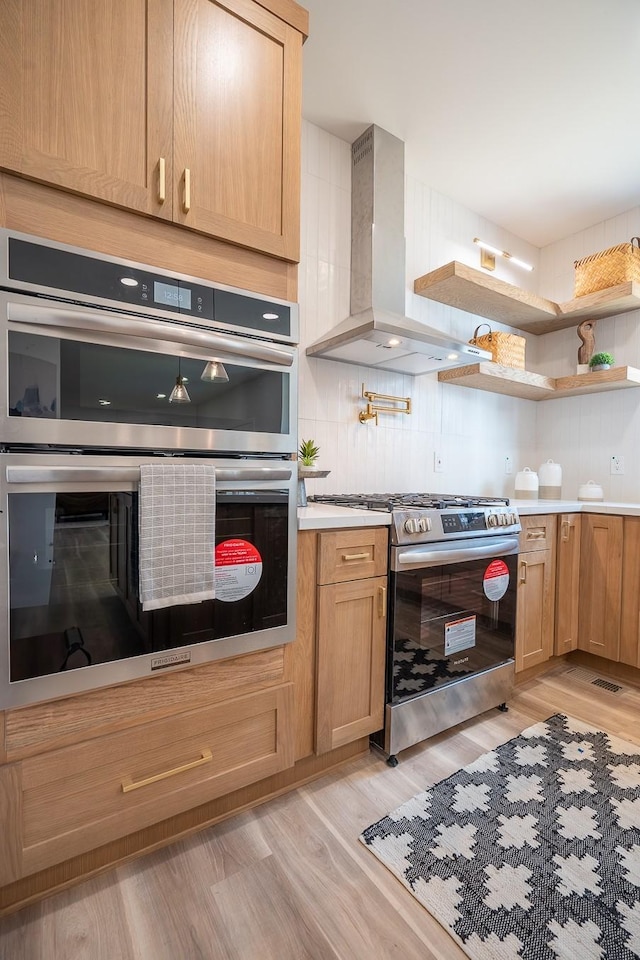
(589, 351, 615, 368)
(298, 438, 320, 466)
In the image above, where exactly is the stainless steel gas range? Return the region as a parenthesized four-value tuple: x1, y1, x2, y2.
(310, 493, 521, 764)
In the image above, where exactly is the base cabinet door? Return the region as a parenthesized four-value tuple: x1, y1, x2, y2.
(516, 548, 555, 672)
(620, 516, 640, 668)
(316, 575, 387, 754)
(515, 516, 557, 673)
(578, 514, 623, 661)
(555, 514, 581, 655)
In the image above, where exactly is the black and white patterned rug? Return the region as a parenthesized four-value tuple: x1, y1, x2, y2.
(360, 714, 640, 959)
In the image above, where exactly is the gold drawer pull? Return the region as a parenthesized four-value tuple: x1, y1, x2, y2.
(183, 167, 191, 213)
(121, 748, 212, 794)
(342, 552, 369, 561)
(520, 560, 528, 584)
(526, 531, 546, 540)
(158, 157, 166, 203)
(561, 519, 571, 541)
(378, 585, 387, 618)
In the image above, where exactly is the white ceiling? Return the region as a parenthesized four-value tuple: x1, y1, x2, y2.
(301, 0, 640, 248)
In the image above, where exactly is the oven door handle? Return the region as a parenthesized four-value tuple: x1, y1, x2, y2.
(7, 301, 294, 368)
(392, 537, 520, 570)
(5, 465, 293, 484)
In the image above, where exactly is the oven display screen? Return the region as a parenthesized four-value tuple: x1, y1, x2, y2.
(441, 511, 486, 534)
(154, 281, 192, 310)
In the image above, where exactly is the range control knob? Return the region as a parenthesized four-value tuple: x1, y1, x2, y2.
(498, 512, 507, 526)
(487, 513, 498, 527)
(508, 511, 517, 525)
(418, 517, 431, 533)
(404, 518, 418, 534)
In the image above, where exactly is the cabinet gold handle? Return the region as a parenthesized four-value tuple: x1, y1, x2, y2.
(561, 519, 571, 542)
(158, 157, 166, 203)
(342, 552, 369, 561)
(121, 747, 212, 793)
(520, 560, 528, 584)
(527, 531, 546, 540)
(378, 585, 387, 618)
(183, 167, 191, 213)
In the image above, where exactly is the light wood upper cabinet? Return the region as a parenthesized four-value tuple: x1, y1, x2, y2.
(0, 0, 305, 260)
(0, 0, 174, 219)
(555, 514, 581, 656)
(173, 0, 302, 259)
(578, 514, 623, 661)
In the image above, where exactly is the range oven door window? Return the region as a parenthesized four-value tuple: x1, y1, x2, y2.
(389, 553, 517, 704)
(0, 455, 296, 709)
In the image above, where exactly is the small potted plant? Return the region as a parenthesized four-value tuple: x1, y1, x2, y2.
(298, 438, 320, 468)
(589, 352, 615, 371)
(297, 439, 330, 506)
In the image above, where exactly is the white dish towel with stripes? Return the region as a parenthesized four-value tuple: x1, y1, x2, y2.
(138, 463, 216, 611)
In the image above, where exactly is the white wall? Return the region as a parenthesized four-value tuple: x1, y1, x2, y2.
(535, 208, 640, 501)
(299, 120, 640, 502)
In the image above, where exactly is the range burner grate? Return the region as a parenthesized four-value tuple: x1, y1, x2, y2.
(308, 492, 510, 512)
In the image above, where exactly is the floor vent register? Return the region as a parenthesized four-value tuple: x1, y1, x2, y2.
(565, 666, 624, 695)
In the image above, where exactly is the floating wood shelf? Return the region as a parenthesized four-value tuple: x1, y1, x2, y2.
(438, 363, 640, 401)
(414, 261, 640, 335)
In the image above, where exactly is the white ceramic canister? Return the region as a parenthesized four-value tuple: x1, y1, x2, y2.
(538, 459, 562, 499)
(578, 480, 604, 501)
(515, 467, 539, 500)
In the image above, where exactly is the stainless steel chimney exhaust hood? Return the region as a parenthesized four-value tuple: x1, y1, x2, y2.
(306, 125, 491, 375)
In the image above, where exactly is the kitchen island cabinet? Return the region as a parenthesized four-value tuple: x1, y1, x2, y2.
(515, 515, 557, 673)
(0, 0, 307, 261)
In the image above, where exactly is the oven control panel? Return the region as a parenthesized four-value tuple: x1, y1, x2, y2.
(392, 506, 521, 545)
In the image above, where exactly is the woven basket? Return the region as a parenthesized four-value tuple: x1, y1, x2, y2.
(469, 324, 526, 369)
(574, 237, 640, 297)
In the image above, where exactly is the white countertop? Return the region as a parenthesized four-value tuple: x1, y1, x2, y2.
(298, 504, 391, 530)
(512, 499, 640, 516)
(298, 499, 640, 530)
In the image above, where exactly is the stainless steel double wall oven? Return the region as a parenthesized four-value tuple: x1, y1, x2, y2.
(0, 230, 299, 708)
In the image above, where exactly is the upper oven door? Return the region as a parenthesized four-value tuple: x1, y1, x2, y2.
(0, 291, 297, 454)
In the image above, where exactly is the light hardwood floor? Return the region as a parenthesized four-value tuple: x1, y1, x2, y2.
(2, 661, 640, 960)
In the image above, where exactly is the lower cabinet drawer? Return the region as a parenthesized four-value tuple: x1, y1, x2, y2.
(19, 683, 294, 877)
(317, 527, 388, 584)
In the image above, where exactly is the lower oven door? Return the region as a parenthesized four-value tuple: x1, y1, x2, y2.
(0, 453, 296, 708)
(388, 536, 518, 706)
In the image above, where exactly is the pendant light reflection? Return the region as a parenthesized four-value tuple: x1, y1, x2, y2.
(200, 360, 229, 383)
(169, 358, 191, 403)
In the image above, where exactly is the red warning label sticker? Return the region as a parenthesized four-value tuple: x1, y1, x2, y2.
(214, 539, 263, 603)
(483, 558, 510, 601)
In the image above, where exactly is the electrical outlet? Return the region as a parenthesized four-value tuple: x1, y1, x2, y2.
(611, 455, 625, 475)
(434, 451, 445, 473)
(505, 456, 513, 475)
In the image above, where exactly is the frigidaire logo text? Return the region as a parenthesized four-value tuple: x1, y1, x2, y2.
(453, 657, 469, 665)
(151, 651, 191, 671)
